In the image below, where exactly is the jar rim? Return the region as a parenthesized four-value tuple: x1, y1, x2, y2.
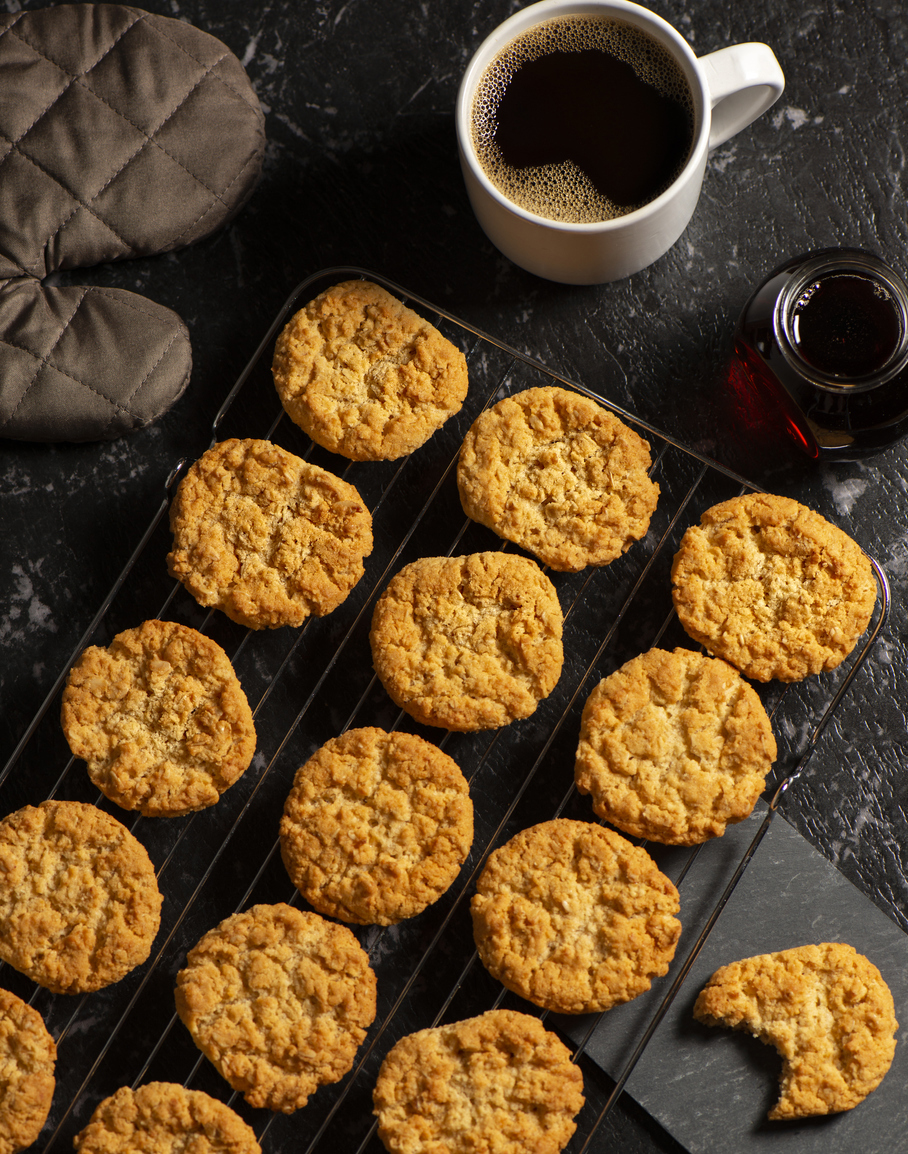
(772, 250, 908, 392)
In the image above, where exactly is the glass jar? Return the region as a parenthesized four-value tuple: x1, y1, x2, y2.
(730, 248, 908, 460)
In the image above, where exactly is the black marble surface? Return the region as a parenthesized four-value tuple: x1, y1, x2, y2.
(2, 1, 907, 1151)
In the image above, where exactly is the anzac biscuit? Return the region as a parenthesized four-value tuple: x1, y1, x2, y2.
(471, 819, 681, 1014)
(369, 551, 564, 731)
(574, 647, 777, 845)
(175, 902, 377, 1113)
(73, 1082, 261, 1154)
(167, 438, 373, 630)
(458, 386, 659, 572)
(0, 989, 56, 1154)
(671, 493, 877, 682)
(694, 942, 898, 1120)
(272, 279, 469, 461)
(373, 1009, 584, 1154)
(0, 801, 162, 995)
(61, 619, 256, 817)
(280, 727, 473, 925)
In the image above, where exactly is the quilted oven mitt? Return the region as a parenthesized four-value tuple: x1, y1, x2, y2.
(0, 4, 265, 441)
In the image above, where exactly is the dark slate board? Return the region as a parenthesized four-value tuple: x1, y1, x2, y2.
(560, 801, 908, 1153)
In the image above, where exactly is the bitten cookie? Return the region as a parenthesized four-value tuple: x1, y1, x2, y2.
(272, 279, 469, 460)
(373, 1009, 584, 1154)
(0, 800, 162, 994)
(73, 1082, 261, 1154)
(458, 386, 659, 571)
(471, 819, 681, 1014)
(175, 903, 377, 1113)
(574, 647, 777, 845)
(167, 438, 373, 629)
(671, 493, 877, 682)
(369, 551, 564, 731)
(61, 619, 256, 817)
(280, 727, 473, 925)
(694, 942, 898, 1120)
(0, 989, 56, 1154)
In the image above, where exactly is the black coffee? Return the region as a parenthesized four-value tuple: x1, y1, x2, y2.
(471, 16, 695, 224)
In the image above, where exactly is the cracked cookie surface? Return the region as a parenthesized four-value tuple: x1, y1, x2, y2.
(694, 942, 898, 1119)
(0, 988, 56, 1154)
(73, 1082, 261, 1153)
(369, 551, 564, 731)
(575, 647, 777, 845)
(373, 1008, 584, 1154)
(471, 819, 681, 1014)
(167, 438, 373, 629)
(281, 727, 473, 925)
(61, 619, 256, 817)
(0, 800, 162, 994)
(671, 493, 877, 682)
(175, 902, 377, 1113)
(272, 279, 468, 461)
(458, 386, 659, 571)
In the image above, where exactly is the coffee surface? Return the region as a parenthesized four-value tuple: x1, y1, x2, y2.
(472, 16, 694, 224)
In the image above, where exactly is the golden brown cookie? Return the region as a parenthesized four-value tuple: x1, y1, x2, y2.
(280, 727, 473, 925)
(175, 902, 377, 1113)
(694, 942, 898, 1120)
(61, 619, 256, 817)
(73, 1082, 261, 1154)
(272, 279, 469, 461)
(0, 989, 56, 1154)
(471, 819, 681, 1014)
(0, 800, 162, 995)
(574, 647, 777, 845)
(457, 386, 659, 572)
(671, 493, 877, 682)
(167, 438, 373, 630)
(373, 1009, 584, 1154)
(369, 551, 564, 731)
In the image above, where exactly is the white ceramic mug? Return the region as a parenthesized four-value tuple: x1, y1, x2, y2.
(456, 0, 785, 283)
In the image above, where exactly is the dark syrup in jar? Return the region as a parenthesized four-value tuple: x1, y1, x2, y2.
(731, 249, 908, 459)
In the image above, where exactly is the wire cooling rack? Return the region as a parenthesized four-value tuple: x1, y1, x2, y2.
(0, 266, 890, 1152)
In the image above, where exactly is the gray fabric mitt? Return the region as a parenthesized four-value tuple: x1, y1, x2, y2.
(0, 3, 265, 441)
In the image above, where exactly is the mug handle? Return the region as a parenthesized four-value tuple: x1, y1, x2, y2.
(699, 43, 785, 149)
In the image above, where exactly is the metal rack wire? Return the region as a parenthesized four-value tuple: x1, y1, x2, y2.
(0, 267, 889, 1152)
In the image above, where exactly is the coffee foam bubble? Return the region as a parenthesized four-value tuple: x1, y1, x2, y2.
(471, 15, 694, 224)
